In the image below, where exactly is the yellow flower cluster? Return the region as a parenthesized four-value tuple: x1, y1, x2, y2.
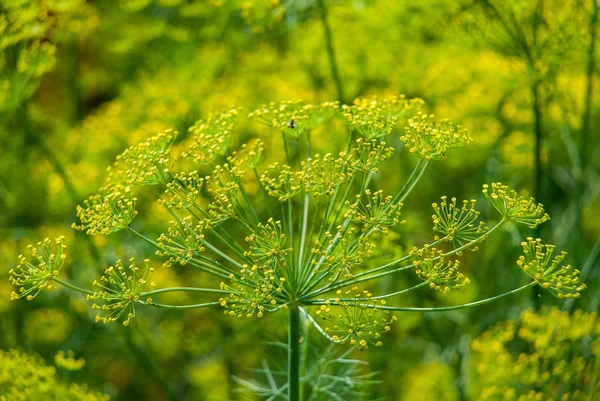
(9, 237, 66, 301)
(401, 112, 472, 160)
(185, 108, 239, 165)
(311, 227, 375, 279)
(157, 216, 206, 268)
(341, 95, 424, 139)
(249, 100, 338, 138)
(432, 196, 488, 248)
(0, 349, 108, 401)
(482, 182, 550, 228)
(315, 287, 397, 349)
(107, 129, 178, 186)
(301, 153, 352, 197)
(346, 189, 404, 235)
(73, 185, 138, 235)
(347, 138, 395, 173)
(517, 238, 586, 298)
(89, 258, 155, 326)
(412, 246, 470, 292)
(159, 170, 205, 210)
(471, 307, 600, 401)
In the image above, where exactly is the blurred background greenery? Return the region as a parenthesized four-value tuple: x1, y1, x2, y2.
(0, 0, 598, 400)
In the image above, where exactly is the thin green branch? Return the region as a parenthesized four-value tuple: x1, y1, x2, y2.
(309, 282, 536, 312)
(140, 287, 228, 297)
(143, 301, 221, 310)
(53, 278, 95, 296)
(317, 0, 346, 103)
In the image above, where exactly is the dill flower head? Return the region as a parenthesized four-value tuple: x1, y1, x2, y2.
(312, 228, 375, 279)
(340, 95, 424, 139)
(471, 307, 599, 401)
(107, 129, 177, 186)
(249, 100, 337, 138)
(244, 218, 292, 267)
(482, 182, 549, 228)
(412, 246, 470, 292)
(347, 138, 395, 173)
(517, 238, 585, 298)
(0, 349, 109, 401)
(219, 264, 285, 319)
(14, 94, 583, 358)
(401, 112, 472, 160)
(345, 189, 404, 234)
(186, 107, 239, 165)
(157, 216, 206, 268)
(72, 185, 138, 235)
(315, 287, 397, 349)
(89, 258, 155, 326)
(9, 237, 66, 301)
(158, 170, 204, 210)
(301, 153, 351, 197)
(229, 139, 265, 170)
(260, 162, 303, 201)
(432, 196, 488, 248)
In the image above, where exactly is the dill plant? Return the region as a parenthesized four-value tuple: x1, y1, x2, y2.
(9, 96, 585, 400)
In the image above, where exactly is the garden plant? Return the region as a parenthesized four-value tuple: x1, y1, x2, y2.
(9, 96, 586, 400)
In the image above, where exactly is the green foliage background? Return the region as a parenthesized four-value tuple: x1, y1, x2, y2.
(0, 0, 598, 400)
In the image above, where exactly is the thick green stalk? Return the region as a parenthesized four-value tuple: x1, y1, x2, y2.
(288, 305, 301, 401)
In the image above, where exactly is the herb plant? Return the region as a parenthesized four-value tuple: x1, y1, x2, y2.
(10, 96, 585, 401)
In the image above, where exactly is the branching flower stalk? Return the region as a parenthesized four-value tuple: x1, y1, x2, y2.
(9, 95, 585, 401)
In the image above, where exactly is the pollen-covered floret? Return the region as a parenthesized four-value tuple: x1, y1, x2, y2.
(219, 264, 286, 320)
(244, 218, 292, 267)
(158, 170, 204, 210)
(482, 182, 550, 228)
(249, 100, 337, 138)
(412, 246, 470, 292)
(346, 138, 395, 173)
(88, 258, 156, 326)
(312, 228, 374, 279)
(260, 162, 303, 201)
(107, 129, 177, 186)
(228, 139, 265, 170)
(346, 189, 404, 234)
(315, 287, 397, 349)
(205, 163, 243, 224)
(401, 112, 472, 160)
(184, 107, 239, 165)
(340, 95, 424, 139)
(157, 216, 206, 268)
(517, 238, 585, 298)
(301, 153, 351, 196)
(9, 237, 67, 301)
(432, 196, 488, 248)
(72, 185, 138, 235)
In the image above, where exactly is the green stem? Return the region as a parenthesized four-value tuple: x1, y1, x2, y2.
(144, 301, 221, 309)
(140, 287, 228, 297)
(310, 282, 427, 303)
(288, 305, 301, 401)
(317, 0, 346, 103)
(65, 35, 83, 125)
(532, 80, 543, 205)
(306, 282, 536, 311)
(303, 220, 505, 300)
(53, 278, 95, 296)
